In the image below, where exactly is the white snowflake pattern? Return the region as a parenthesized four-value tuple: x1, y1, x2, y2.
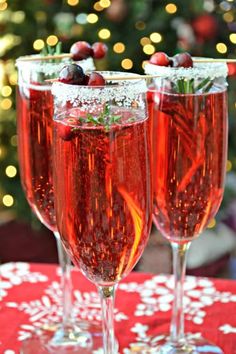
(6, 280, 128, 341)
(119, 275, 236, 325)
(219, 324, 236, 334)
(123, 323, 202, 354)
(0, 262, 48, 299)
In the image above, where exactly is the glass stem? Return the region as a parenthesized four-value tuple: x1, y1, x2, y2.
(98, 285, 116, 354)
(54, 231, 72, 329)
(170, 241, 190, 344)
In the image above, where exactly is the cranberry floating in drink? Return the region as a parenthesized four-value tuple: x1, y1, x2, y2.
(144, 53, 228, 353)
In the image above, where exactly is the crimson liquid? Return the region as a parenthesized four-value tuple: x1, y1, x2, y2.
(17, 85, 56, 231)
(53, 111, 152, 286)
(148, 89, 228, 243)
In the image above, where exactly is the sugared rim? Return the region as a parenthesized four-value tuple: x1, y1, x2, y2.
(144, 59, 228, 79)
(16, 56, 95, 74)
(52, 71, 147, 105)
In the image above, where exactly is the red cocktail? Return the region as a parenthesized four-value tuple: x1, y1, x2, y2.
(145, 59, 228, 354)
(53, 109, 151, 285)
(52, 72, 152, 353)
(17, 84, 56, 230)
(16, 57, 97, 352)
(149, 90, 227, 243)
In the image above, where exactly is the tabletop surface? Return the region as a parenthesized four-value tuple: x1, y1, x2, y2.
(0, 262, 236, 354)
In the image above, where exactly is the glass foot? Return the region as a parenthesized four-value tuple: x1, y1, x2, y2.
(20, 321, 103, 354)
(128, 334, 223, 354)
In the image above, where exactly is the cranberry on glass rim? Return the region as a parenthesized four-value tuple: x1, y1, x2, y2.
(59, 63, 86, 85)
(92, 42, 108, 59)
(87, 72, 106, 86)
(149, 51, 193, 68)
(149, 52, 171, 67)
(70, 40, 93, 61)
(70, 40, 108, 61)
(172, 52, 193, 68)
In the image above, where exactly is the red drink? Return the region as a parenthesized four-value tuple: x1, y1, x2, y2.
(53, 110, 152, 286)
(149, 89, 228, 243)
(17, 85, 56, 231)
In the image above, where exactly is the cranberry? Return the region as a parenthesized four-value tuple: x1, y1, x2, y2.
(92, 42, 108, 59)
(87, 72, 106, 86)
(172, 52, 193, 68)
(59, 64, 85, 85)
(58, 124, 74, 141)
(83, 74, 90, 85)
(58, 118, 79, 141)
(70, 41, 93, 61)
(149, 52, 171, 66)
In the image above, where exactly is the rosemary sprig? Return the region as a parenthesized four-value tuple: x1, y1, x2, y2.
(174, 76, 212, 94)
(85, 105, 122, 131)
(77, 104, 135, 131)
(40, 41, 62, 58)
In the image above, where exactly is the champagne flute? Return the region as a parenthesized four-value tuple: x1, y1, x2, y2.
(16, 56, 101, 352)
(145, 60, 228, 353)
(52, 71, 153, 353)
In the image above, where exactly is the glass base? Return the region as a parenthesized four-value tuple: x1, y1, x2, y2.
(128, 334, 223, 354)
(20, 321, 103, 354)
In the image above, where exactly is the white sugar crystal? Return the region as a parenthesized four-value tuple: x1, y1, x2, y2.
(144, 60, 228, 80)
(52, 72, 147, 107)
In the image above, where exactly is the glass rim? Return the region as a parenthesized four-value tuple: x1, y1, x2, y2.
(148, 85, 227, 97)
(144, 59, 228, 80)
(52, 71, 147, 104)
(15, 54, 71, 66)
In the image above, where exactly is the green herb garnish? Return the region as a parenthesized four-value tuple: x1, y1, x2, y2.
(173, 76, 212, 94)
(40, 41, 62, 59)
(81, 104, 126, 131)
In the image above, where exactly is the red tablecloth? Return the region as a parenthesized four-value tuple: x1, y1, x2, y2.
(0, 263, 236, 353)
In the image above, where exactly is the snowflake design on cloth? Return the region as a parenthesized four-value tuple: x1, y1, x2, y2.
(0, 262, 48, 299)
(119, 275, 236, 325)
(123, 323, 202, 353)
(6, 280, 127, 341)
(219, 324, 236, 334)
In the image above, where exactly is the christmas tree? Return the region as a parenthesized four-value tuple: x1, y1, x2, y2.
(0, 0, 236, 228)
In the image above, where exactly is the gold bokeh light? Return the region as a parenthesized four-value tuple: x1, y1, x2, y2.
(1, 85, 12, 97)
(5, 165, 17, 178)
(67, 0, 79, 6)
(121, 59, 133, 70)
(94, 1, 103, 11)
(143, 44, 155, 55)
(135, 21, 146, 30)
(165, 3, 177, 14)
(46, 35, 58, 46)
(113, 42, 125, 53)
(150, 32, 162, 43)
(223, 12, 234, 22)
(1, 98, 12, 110)
(33, 39, 45, 51)
(99, 0, 111, 8)
(229, 33, 236, 44)
(87, 13, 98, 23)
(98, 28, 111, 39)
(207, 218, 216, 228)
(140, 37, 151, 46)
(216, 42, 227, 54)
(2, 194, 14, 207)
